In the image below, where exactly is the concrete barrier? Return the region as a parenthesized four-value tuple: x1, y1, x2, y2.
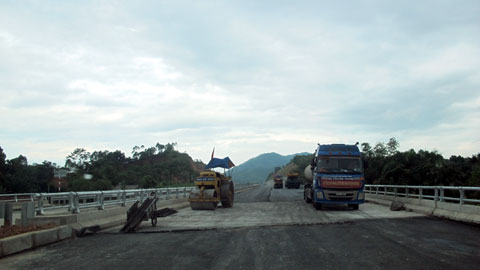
(0, 225, 74, 258)
(366, 194, 480, 224)
(1, 232, 34, 257)
(58, 225, 73, 240)
(33, 227, 58, 247)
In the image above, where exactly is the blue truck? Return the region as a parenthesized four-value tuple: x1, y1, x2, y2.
(303, 143, 365, 210)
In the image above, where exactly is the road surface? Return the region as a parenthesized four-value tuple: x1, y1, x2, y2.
(1, 181, 479, 269)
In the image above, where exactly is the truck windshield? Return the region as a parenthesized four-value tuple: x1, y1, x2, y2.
(317, 157, 363, 173)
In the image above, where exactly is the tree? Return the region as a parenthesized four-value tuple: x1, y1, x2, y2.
(0, 146, 6, 169)
(164, 142, 177, 153)
(140, 175, 156, 188)
(0, 147, 6, 192)
(4, 155, 32, 193)
(373, 142, 388, 157)
(131, 145, 144, 160)
(361, 143, 373, 158)
(65, 148, 90, 170)
(155, 143, 165, 153)
(386, 137, 399, 156)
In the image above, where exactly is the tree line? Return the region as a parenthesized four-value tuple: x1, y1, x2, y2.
(1, 139, 479, 194)
(290, 138, 480, 187)
(0, 143, 205, 193)
(361, 138, 480, 187)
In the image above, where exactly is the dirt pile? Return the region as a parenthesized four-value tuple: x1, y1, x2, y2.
(0, 224, 56, 239)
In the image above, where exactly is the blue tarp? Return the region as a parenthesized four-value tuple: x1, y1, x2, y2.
(205, 157, 235, 169)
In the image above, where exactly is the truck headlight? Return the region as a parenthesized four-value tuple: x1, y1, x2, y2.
(358, 192, 365, 200)
(316, 192, 324, 199)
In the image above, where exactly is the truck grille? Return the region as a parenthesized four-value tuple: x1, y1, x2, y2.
(325, 191, 357, 201)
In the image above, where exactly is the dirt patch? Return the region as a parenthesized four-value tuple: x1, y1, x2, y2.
(0, 224, 56, 239)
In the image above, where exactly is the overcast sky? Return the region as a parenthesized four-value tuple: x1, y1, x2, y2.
(1, 0, 479, 166)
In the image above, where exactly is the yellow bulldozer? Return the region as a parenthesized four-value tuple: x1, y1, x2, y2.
(189, 156, 235, 210)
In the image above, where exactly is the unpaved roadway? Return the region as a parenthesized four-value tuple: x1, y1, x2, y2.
(1, 182, 480, 270)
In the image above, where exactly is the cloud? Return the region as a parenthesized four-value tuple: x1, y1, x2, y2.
(1, 0, 479, 165)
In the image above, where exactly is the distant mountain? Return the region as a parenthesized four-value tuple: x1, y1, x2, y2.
(231, 152, 310, 184)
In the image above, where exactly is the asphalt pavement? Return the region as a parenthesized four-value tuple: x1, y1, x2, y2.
(1, 182, 480, 270)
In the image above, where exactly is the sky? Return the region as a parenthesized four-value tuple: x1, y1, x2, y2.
(1, 0, 479, 166)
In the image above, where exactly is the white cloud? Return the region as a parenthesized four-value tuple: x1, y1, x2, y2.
(411, 43, 480, 80)
(1, 0, 479, 165)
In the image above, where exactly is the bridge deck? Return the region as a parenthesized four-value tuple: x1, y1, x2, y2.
(135, 202, 424, 232)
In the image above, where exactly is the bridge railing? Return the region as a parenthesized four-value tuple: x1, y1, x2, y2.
(364, 185, 480, 205)
(0, 187, 195, 215)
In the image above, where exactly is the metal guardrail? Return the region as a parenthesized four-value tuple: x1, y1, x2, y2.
(0, 187, 195, 215)
(364, 185, 480, 205)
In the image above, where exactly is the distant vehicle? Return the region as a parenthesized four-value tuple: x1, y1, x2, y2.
(285, 172, 300, 189)
(273, 175, 283, 189)
(304, 144, 365, 210)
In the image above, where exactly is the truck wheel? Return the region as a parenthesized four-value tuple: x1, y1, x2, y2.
(313, 201, 323, 210)
(304, 190, 312, 203)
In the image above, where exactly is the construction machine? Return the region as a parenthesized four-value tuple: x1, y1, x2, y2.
(273, 175, 283, 189)
(304, 143, 365, 210)
(189, 156, 235, 210)
(285, 172, 300, 189)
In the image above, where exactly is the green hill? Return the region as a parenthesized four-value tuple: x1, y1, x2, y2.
(231, 152, 309, 184)
(267, 153, 314, 183)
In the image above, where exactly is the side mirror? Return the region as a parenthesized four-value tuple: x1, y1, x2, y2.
(310, 158, 315, 167)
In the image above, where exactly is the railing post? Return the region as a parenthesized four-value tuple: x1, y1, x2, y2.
(121, 191, 126, 206)
(4, 203, 13, 226)
(406, 187, 409, 198)
(440, 188, 445, 202)
(183, 187, 187, 198)
(96, 193, 100, 208)
(383, 187, 387, 197)
(73, 192, 80, 214)
(36, 193, 45, 215)
(375, 186, 378, 195)
(434, 188, 438, 202)
(98, 192, 105, 210)
(176, 188, 179, 199)
(419, 188, 423, 200)
(394, 187, 397, 197)
(459, 188, 464, 205)
(166, 189, 170, 200)
(69, 192, 75, 211)
(140, 190, 145, 203)
(21, 202, 35, 226)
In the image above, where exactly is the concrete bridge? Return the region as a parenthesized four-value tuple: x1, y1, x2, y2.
(1, 182, 479, 269)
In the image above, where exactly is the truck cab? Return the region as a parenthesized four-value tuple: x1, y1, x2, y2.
(304, 144, 365, 210)
(285, 172, 300, 189)
(273, 175, 283, 189)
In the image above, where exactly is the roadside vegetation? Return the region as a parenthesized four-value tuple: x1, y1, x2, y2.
(0, 143, 204, 193)
(1, 138, 479, 194)
(361, 138, 480, 187)
(268, 138, 480, 188)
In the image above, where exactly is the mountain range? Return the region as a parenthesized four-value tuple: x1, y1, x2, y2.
(230, 152, 309, 184)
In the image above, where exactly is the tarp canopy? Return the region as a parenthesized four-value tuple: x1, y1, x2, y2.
(205, 157, 235, 169)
